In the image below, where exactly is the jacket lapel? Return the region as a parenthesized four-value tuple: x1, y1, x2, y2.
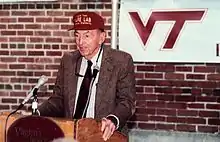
(95, 47, 114, 117)
(69, 51, 82, 118)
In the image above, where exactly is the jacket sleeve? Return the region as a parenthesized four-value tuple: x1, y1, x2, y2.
(38, 55, 65, 117)
(112, 54, 136, 130)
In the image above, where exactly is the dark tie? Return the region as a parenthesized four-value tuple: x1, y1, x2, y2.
(74, 60, 93, 119)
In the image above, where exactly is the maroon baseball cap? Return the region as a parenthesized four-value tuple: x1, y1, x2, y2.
(68, 11, 105, 31)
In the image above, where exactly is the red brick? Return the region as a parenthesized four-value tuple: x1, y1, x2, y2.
(17, 31, 33, 36)
(0, 71, 15, 76)
(145, 73, 163, 79)
(186, 74, 205, 80)
(167, 102, 187, 109)
(138, 122, 156, 130)
(199, 111, 219, 118)
(191, 88, 202, 95)
(188, 103, 204, 109)
(0, 77, 9, 83)
(196, 96, 217, 102)
(207, 74, 220, 81)
(0, 50, 9, 55)
(53, 31, 69, 37)
(147, 101, 166, 108)
(47, 78, 56, 84)
(176, 124, 196, 132)
(0, 91, 9, 96)
(11, 11, 27, 16)
(46, 51, 62, 56)
(11, 78, 27, 83)
(34, 72, 51, 77)
(46, 38, 62, 43)
(157, 95, 174, 101)
(17, 71, 33, 76)
(167, 117, 186, 123)
(206, 104, 220, 110)
(175, 66, 192, 72)
(165, 73, 184, 80)
(11, 51, 27, 56)
(198, 126, 218, 133)
(0, 63, 8, 69)
(36, 17, 52, 22)
(54, 18, 69, 23)
(101, 11, 111, 17)
(177, 110, 198, 117)
(196, 81, 217, 88)
(9, 64, 25, 69)
(8, 24, 24, 29)
(156, 124, 175, 130)
(25, 24, 41, 29)
(11, 105, 27, 110)
(137, 65, 154, 71)
(145, 94, 157, 100)
(0, 24, 6, 29)
(135, 73, 144, 79)
(155, 65, 175, 72)
(2, 98, 17, 103)
(18, 57, 34, 62)
(28, 51, 44, 56)
(18, 18, 34, 22)
(194, 66, 215, 73)
(28, 78, 38, 83)
(45, 65, 59, 70)
(0, 105, 10, 110)
(136, 87, 144, 93)
(35, 31, 51, 36)
(149, 116, 165, 122)
(9, 37, 26, 42)
(27, 64, 44, 70)
(30, 37, 44, 42)
(157, 80, 171, 86)
(0, 18, 16, 23)
(208, 118, 220, 125)
(175, 96, 195, 102)
(144, 87, 154, 93)
(0, 11, 10, 16)
(186, 118, 206, 124)
(157, 108, 176, 116)
(1, 30, 16, 35)
(35, 44, 43, 49)
(1, 57, 16, 62)
(0, 37, 7, 42)
(29, 11, 45, 16)
(47, 11, 63, 16)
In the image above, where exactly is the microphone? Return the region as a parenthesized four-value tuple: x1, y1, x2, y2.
(22, 75, 48, 105)
(4, 75, 48, 142)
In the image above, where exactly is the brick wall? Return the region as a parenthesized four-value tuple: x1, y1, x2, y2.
(0, 0, 220, 134)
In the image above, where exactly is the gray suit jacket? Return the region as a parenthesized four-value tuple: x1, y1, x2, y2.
(38, 46, 136, 135)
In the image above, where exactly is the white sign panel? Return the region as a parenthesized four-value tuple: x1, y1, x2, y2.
(119, 0, 220, 62)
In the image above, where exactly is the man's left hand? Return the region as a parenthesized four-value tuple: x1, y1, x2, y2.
(101, 117, 116, 141)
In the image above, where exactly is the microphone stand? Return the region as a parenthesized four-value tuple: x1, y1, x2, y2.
(31, 88, 40, 116)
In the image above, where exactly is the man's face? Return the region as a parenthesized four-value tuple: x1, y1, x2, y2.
(74, 29, 105, 59)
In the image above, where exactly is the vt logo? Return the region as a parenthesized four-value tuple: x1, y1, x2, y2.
(129, 10, 206, 49)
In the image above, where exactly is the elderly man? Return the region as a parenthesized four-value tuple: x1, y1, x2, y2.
(38, 11, 136, 141)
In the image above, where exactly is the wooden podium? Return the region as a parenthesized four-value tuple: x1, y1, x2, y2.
(0, 112, 127, 142)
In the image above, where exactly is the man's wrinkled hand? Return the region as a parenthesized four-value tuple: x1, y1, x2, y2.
(101, 117, 116, 141)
